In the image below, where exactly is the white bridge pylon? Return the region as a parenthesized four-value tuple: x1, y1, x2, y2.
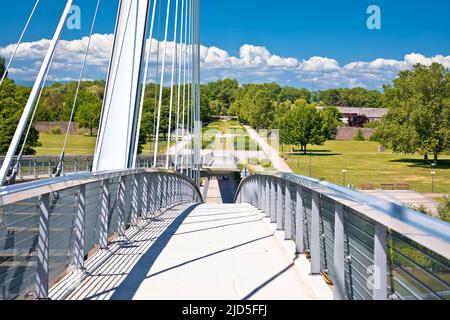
(93, 0, 151, 172)
(0, 0, 202, 186)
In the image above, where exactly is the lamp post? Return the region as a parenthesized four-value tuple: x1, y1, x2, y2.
(342, 169, 347, 187)
(431, 171, 436, 193)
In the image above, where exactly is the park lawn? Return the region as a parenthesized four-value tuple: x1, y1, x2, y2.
(284, 140, 450, 194)
(36, 133, 171, 156)
(36, 133, 97, 155)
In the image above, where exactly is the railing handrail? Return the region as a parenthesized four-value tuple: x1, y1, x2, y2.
(234, 172, 450, 261)
(0, 168, 203, 206)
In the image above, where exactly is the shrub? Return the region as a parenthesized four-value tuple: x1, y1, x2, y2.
(438, 197, 450, 222)
(51, 126, 62, 135)
(353, 129, 365, 141)
(247, 157, 258, 165)
(259, 159, 272, 168)
(363, 120, 381, 129)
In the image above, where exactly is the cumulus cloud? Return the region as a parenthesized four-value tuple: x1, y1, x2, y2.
(1, 33, 449, 89)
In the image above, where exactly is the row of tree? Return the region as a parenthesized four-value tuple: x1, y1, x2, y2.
(1, 55, 449, 162)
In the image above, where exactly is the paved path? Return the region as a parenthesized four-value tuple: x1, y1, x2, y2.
(361, 190, 440, 215)
(60, 203, 320, 300)
(244, 126, 292, 173)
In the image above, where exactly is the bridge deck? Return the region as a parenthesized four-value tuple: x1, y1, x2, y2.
(58, 203, 321, 300)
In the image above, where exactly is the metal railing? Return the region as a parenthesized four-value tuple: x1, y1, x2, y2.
(0, 154, 237, 184)
(0, 169, 202, 300)
(234, 172, 450, 300)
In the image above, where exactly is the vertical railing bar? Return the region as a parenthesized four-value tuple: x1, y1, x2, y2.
(73, 184, 86, 269)
(36, 193, 50, 299)
(311, 190, 321, 274)
(333, 202, 345, 300)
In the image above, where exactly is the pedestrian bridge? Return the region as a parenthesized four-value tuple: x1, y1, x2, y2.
(0, 169, 449, 300)
(0, 0, 449, 301)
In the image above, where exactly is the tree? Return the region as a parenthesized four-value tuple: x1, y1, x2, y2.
(0, 56, 6, 79)
(319, 87, 383, 108)
(75, 92, 102, 136)
(278, 104, 326, 153)
(0, 79, 38, 155)
(348, 115, 369, 127)
(374, 63, 450, 165)
(321, 106, 341, 139)
(353, 129, 366, 141)
(437, 197, 450, 223)
(278, 87, 310, 103)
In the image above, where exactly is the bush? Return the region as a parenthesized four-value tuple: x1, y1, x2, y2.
(438, 197, 450, 222)
(247, 157, 259, 165)
(51, 126, 62, 135)
(353, 129, 365, 141)
(259, 159, 272, 168)
(363, 120, 381, 129)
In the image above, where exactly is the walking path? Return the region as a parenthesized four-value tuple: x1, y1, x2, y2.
(243, 126, 292, 173)
(57, 203, 325, 300)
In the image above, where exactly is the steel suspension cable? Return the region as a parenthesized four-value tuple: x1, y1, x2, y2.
(180, 0, 189, 174)
(153, 0, 172, 167)
(0, 0, 40, 88)
(187, 2, 194, 179)
(133, 0, 158, 168)
(8, 44, 58, 183)
(56, 0, 101, 177)
(174, 0, 186, 171)
(165, 0, 180, 169)
(152, 0, 163, 167)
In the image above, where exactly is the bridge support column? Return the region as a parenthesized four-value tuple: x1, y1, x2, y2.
(150, 174, 157, 215)
(270, 178, 276, 223)
(251, 179, 255, 206)
(373, 222, 388, 300)
(202, 176, 210, 200)
(131, 174, 139, 226)
(73, 185, 86, 269)
(118, 176, 127, 236)
(157, 174, 163, 211)
(276, 180, 283, 230)
(310, 190, 321, 274)
(333, 203, 345, 300)
(36, 193, 50, 299)
(285, 182, 293, 239)
(295, 186, 304, 253)
(264, 177, 270, 217)
(99, 179, 110, 249)
(142, 174, 149, 218)
(258, 178, 263, 210)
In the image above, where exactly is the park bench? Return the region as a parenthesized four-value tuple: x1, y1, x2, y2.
(380, 184, 396, 190)
(380, 183, 410, 190)
(360, 184, 375, 190)
(395, 183, 410, 190)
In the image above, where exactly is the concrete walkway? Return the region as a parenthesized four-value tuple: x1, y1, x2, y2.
(244, 125, 292, 173)
(61, 203, 321, 300)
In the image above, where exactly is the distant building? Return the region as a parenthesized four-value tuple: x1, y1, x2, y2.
(316, 106, 388, 124)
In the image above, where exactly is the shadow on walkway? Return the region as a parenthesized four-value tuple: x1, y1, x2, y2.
(109, 204, 199, 300)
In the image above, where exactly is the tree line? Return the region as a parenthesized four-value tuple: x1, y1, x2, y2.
(1, 55, 449, 163)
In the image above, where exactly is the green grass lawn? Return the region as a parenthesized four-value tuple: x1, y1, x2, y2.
(36, 133, 171, 156)
(283, 141, 450, 194)
(203, 121, 260, 151)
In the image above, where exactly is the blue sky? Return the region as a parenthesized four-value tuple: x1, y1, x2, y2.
(1, 0, 449, 89)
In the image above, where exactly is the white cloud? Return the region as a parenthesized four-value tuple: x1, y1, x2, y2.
(1, 33, 449, 89)
(299, 56, 340, 72)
